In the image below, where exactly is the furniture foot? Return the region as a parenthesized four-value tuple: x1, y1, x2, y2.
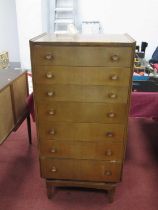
(107, 187, 115, 203)
(26, 114, 32, 144)
(46, 180, 52, 199)
(46, 180, 56, 199)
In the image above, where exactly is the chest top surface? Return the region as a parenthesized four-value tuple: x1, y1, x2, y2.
(30, 33, 135, 47)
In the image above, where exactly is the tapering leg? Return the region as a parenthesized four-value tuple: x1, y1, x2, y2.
(46, 180, 57, 199)
(107, 187, 115, 203)
(26, 114, 32, 144)
(46, 180, 53, 199)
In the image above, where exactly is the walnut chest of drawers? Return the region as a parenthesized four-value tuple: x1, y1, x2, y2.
(30, 33, 135, 202)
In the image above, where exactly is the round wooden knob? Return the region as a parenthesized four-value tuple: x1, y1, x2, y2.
(50, 148, 56, 153)
(107, 112, 116, 118)
(48, 110, 56, 115)
(45, 54, 53, 60)
(46, 73, 54, 79)
(111, 55, 119, 62)
(108, 93, 117, 99)
(51, 167, 57, 172)
(106, 149, 112, 156)
(47, 91, 55, 97)
(110, 75, 119, 80)
(106, 132, 114, 137)
(105, 170, 112, 176)
(49, 129, 55, 135)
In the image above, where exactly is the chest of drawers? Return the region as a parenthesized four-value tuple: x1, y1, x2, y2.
(30, 33, 135, 202)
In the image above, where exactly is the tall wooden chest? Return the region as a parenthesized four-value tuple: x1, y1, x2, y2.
(30, 33, 135, 202)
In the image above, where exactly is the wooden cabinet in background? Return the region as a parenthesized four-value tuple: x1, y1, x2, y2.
(30, 33, 135, 202)
(0, 69, 32, 144)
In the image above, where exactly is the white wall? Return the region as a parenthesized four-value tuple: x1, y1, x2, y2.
(1, 0, 157, 67)
(0, 0, 20, 62)
(15, 0, 45, 69)
(42, 0, 50, 32)
(78, 0, 158, 59)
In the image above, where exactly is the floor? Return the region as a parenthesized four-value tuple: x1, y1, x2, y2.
(0, 117, 158, 210)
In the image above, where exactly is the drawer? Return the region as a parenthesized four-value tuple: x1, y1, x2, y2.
(35, 84, 128, 103)
(12, 73, 28, 122)
(40, 158, 122, 182)
(34, 45, 132, 67)
(33, 66, 131, 86)
(39, 141, 124, 161)
(37, 102, 127, 123)
(38, 122, 125, 142)
(0, 86, 14, 144)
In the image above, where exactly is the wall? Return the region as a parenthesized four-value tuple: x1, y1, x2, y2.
(0, 0, 20, 62)
(78, 0, 158, 59)
(42, 0, 50, 32)
(1, 0, 157, 66)
(15, 0, 46, 69)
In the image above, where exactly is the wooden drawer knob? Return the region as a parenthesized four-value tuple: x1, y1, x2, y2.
(45, 54, 54, 60)
(106, 149, 112, 156)
(107, 112, 116, 118)
(48, 110, 56, 115)
(47, 91, 55, 97)
(110, 75, 119, 80)
(49, 129, 56, 135)
(106, 132, 114, 137)
(51, 166, 57, 172)
(108, 93, 117, 99)
(50, 148, 56, 153)
(105, 170, 112, 176)
(46, 73, 54, 79)
(111, 54, 119, 62)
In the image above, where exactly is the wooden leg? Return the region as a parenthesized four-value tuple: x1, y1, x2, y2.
(26, 114, 32, 144)
(46, 180, 53, 199)
(46, 180, 57, 199)
(107, 187, 115, 203)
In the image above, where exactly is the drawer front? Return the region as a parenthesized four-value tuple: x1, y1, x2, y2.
(40, 158, 122, 182)
(34, 46, 132, 67)
(37, 102, 127, 123)
(38, 122, 125, 142)
(33, 66, 131, 86)
(12, 73, 28, 122)
(35, 84, 128, 103)
(39, 141, 124, 161)
(0, 87, 14, 144)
